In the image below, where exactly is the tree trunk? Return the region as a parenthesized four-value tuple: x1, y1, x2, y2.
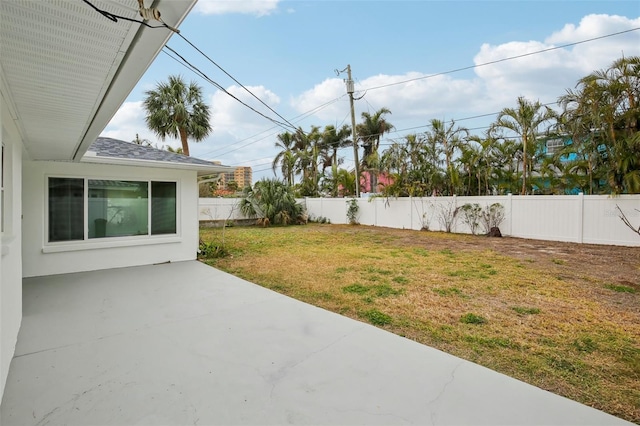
(179, 126, 190, 156)
(371, 171, 378, 194)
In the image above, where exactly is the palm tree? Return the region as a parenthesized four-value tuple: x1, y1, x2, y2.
(294, 126, 323, 196)
(493, 97, 556, 194)
(425, 119, 468, 195)
(458, 141, 481, 195)
(320, 124, 352, 171)
(143, 75, 211, 156)
(272, 131, 297, 186)
(240, 178, 304, 225)
(357, 108, 394, 193)
(557, 56, 640, 193)
(492, 137, 522, 194)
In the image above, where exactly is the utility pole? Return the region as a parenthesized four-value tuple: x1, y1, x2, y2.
(340, 65, 360, 197)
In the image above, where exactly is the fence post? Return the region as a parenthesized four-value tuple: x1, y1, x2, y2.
(508, 193, 513, 236)
(374, 197, 377, 226)
(452, 194, 457, 233)
(578, 192, 584, 244)
(409, 196, 413, 230)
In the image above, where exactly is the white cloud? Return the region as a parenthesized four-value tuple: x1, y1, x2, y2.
(189, 85, 284, 170)
(474, 14, 640, 107)
(106, 13, 640, 183)
(546, 14, 640, 44)
(194, 0, 280, 16)
(291, 72, 485, 133)
(291, 13, 640, 135)
(102, 101, 162, 147)
(210, 85, 281, 134)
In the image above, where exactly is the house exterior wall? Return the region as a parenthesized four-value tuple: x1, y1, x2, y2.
(1, 85, 25, 402)
(22, 161, 200, 278)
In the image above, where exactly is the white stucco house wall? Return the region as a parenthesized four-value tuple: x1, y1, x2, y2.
(22, 137, 231, 277)
(0, 0, 212, 401)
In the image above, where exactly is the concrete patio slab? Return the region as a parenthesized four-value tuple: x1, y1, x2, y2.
(1, 261, 632, 425)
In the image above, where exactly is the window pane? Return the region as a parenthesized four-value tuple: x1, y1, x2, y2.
(88, 180, 148, 238)
(151, 181, 176, 235)
(49, 178, 84, 242)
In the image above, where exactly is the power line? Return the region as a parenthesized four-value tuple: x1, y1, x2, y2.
(206, 27, 634, 159)
(362, 27, 640, 92)
(162, 46, 294, 131)
(198, 95, 348, 159)
(175, 32, 298, 131)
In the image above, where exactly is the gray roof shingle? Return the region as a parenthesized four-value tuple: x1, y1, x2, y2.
(87, 137, 221, 167)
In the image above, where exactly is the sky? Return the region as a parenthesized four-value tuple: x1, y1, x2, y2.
(103, 0, 640, 182)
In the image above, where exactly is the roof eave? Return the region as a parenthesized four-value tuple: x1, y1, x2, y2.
(81, 155, 235, 177)
(72, 0, 197, 162)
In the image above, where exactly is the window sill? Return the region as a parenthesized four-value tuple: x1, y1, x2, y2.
(42, 235, 181, 253)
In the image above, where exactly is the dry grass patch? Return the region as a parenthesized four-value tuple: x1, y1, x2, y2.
(200, 224, 640, 423)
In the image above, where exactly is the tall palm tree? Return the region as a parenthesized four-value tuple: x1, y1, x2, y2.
(492, 137, 522, 194)
(143, 75, 211, 156)
(458, 141, 482, 195)
(292, 126, 323, 196)
(557, 56, 640, 194)
(321, 124, 352, 170)
(493, 97, 556, 194)
(425, 119, 468, 195)
(272, 131, 297, 186)
(357, 108, 394, 193)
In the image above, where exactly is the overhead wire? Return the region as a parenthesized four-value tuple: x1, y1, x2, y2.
(83, 0, 636, 174)
(162, 46, 294, 131)
(199, 95, 348, 158)
(174, 32, 298, 131)
(83, 0, 296, 132)
(361, 27, 640, 92)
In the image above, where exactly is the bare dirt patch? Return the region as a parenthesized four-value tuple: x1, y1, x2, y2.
(386, 227, 640, 311)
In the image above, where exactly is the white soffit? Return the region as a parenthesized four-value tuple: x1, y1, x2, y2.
(0, 0, 195, 161)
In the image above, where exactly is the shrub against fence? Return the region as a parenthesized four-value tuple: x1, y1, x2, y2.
(199, 194, 640, 247)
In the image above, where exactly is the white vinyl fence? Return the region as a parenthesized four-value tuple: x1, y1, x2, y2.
(199, 194, 640, 247)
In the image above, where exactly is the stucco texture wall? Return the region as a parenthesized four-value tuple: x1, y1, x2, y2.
(1, 92, 24, 402)
(22, 161, 199, 278)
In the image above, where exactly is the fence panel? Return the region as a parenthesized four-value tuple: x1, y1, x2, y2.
(199, 198, 244, 222)
(311, 198, 349, 224)
(374, 197, 413, 229)
(583, 195, 640, 246)
(510, 195, 582, 243)
(199, 195, 640, 246)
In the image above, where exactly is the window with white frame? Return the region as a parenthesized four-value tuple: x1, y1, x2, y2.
(48, 177, 177, 243)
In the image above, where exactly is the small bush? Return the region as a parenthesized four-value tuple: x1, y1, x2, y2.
(460, 203, 482, 235)
(480, 203, 506, 234)
(198, 240, 228, 258)
(346, 198, 360, 225)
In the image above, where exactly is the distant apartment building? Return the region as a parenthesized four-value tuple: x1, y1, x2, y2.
(218, 166, 252, 190)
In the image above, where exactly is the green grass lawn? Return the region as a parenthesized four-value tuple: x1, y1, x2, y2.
(200, 223, 640, 423)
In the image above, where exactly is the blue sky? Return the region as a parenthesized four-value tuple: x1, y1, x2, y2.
(104, 0, 640, 181)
